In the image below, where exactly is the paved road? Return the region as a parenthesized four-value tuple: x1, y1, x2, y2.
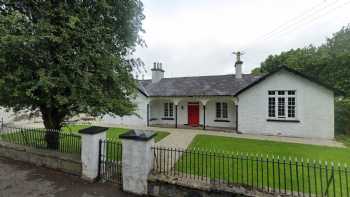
(0, 157, 135, 197)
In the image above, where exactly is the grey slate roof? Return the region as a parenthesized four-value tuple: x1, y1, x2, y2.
(138, 74, 261, 97)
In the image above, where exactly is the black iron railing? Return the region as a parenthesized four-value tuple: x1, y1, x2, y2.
(152, 146, 350, 197)
(0, 127, 81, 154)
(98, 139, 123, 185)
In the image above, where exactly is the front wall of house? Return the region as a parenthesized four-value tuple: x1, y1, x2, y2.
(237, 70, 334, 139)
(102, 92, 148, 126)
(150, 97, 236, 128)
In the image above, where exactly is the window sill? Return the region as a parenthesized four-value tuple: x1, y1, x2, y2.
(161, 117, 174, 120)
(266, 119, 300, 123)
(214, 119, 230, 122)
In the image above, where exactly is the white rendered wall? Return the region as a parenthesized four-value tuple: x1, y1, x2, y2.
(81, 131, 106, 181)
(122, 138, 154, 195)
(237, 70, 334, 139)
(0, 108, 14, 123)
(101, 92, 148, 126)
(150, 97, 236, 128)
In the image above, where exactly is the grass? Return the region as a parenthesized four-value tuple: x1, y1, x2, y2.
(0, 125, 169, 156)
(336, 134, 350, 148)
(0, 128, 81, 154)
(189, 135, 350, 164)
(62, 124, 170, 142)
(171, 135, 350, 196)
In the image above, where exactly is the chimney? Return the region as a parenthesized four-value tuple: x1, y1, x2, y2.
(151, 62, 165, 83)
(233, 51, 244, 79)
(235, 61, 242, 79)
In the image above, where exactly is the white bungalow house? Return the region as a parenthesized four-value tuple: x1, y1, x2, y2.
(102, 59, 341, 140)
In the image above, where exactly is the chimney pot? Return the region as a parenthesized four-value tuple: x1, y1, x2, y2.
(151, 62, 165, 83)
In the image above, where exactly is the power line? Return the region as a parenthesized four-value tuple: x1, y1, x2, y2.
(244, 0, 330, 47)
(267, 0, 350, 41)
(240, 0, 346, 51)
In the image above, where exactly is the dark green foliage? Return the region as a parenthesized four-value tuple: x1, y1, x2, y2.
(256, 25, 350, 134)
(0, 1, 145, 131)
(335, 99, 350, 135)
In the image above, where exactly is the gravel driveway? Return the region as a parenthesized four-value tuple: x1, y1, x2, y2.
(0, 157, 135, 197)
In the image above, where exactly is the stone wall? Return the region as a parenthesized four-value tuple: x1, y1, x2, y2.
(148, 174, 277, 197)
(0, 141, 81, 176)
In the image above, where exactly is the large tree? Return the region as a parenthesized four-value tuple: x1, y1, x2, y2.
(253, 25, 350, 134)
(0, 0, 145, 148)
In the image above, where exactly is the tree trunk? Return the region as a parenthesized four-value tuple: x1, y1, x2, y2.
(40, 106, 66, 150)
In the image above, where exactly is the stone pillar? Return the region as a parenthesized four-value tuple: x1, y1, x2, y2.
(79, 126, 108, 181)
(120, 129, 156, 195)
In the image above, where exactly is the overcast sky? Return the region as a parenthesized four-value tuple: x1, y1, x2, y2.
(134, 0, 350, 79)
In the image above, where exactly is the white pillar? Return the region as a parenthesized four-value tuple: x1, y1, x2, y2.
(120, 130, 156, 195)
(79, 126, 108, 181)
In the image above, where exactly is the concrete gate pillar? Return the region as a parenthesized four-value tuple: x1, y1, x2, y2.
(120, 129, 156, 195)
(79, 126, 108, 181)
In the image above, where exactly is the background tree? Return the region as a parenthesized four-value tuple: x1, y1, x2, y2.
(0, 0, 145, 148)
(253, 25, 350, 134)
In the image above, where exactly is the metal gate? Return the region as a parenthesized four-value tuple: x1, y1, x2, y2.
(98, 139, 123, 185)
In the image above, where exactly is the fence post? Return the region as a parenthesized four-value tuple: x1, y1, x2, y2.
(119, 129, 156, 195)
(79, 126, 108, 181)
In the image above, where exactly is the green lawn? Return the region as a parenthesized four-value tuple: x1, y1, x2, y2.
(62, 124, 170, 142)
(0, 128, 81, 154)
(172, 135, 350, 196)
(0, 125, 169, 156)
(189, 135, 350, 163)
(336, 134, 350, 148)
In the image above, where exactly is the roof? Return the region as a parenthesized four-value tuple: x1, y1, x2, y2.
(235, 66, 344, 96)
(138, 74, 261, 97)
(137, 66, 343, 97)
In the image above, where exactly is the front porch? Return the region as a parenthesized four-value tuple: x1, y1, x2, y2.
(150, 124, 236, 132)
(146, 96, 238, 131)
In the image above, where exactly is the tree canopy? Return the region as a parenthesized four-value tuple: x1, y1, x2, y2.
(253, 25, 350, 96)
(0, 0, 145, 130)
(253, 25, 350, 134)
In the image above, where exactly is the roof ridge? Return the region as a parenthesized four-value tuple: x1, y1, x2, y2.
(140, 73, 256, 81)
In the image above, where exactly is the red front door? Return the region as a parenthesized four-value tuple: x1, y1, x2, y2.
(188, 103, 199, 126)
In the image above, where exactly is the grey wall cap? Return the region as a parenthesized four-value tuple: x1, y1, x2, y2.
(78, 126, 109, 135)
(119, 129, 156, 141)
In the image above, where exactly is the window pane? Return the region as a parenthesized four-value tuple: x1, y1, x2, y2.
(268, 91, 275, 95)
(216, 103, 221, 118)
(288, 90, 295, 95)
(288, 97, 296, 118)
(169, 103, 174, 117)
(278, 91, 285, 95)
(268, 97, 275, 117)
(278, 97, 285, 117)
(222, 103, 228, 118)
(164, 103, 168, 117)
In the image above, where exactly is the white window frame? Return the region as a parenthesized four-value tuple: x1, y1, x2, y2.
(164, 102, 174, 118)
(267, 90, 297, 120)
(216, 102, 228, 119)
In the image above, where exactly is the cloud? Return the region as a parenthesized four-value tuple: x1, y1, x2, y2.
(134, 0, 350, 79)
